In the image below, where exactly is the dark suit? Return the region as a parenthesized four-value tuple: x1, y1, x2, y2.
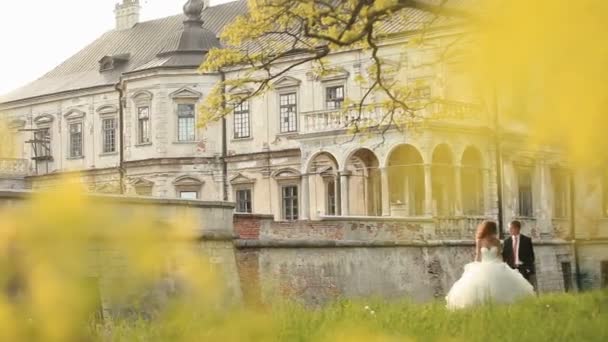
(502, 234, 535, 282)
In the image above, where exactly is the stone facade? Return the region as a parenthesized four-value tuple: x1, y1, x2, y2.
(1, 1, 607, 306)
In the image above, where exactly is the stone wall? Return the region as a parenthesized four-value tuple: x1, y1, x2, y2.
(0, 190, 242, 319)
(234, 214, 580, 306)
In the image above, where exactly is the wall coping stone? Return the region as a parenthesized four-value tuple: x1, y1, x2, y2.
(235, 239, 574, 248)
(0, 190, 235, 209)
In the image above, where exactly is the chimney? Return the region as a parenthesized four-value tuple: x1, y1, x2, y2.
(115, 0, 140, 30)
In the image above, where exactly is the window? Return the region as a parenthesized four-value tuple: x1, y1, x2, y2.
(137, 106, 150, 144)
(69, 122, 83, 158)
(601, 261, 608, 289)
(102, 118, 116, 153)
(236, 189, 252, 213)
(325, 85, 344, 110)
(233, 101, 250, 139)
(179, 191, 199, 200)
(33, 128, 51, 158)
(282, 185, 299, 221)
(279, 93, 298, 133)
(517, 167, 533, 217)
(552, 169, 570, 218)
(326, 180, 336, 215)
(561, 262, 572, 292)
(177, 104, 196, 142)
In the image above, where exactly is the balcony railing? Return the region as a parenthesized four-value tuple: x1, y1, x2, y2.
(0, 158, 30, 176)
(300, 101, 482, 134)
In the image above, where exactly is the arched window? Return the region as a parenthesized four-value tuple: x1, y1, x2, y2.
(387, 144, 425, 216)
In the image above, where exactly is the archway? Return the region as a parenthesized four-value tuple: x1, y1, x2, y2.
(432, 144, 455, 216)
(387, 144, 425, 216)
(345, 148, 382, 216)
(461, 146, 484, 215)
(307, 152, 340, 216)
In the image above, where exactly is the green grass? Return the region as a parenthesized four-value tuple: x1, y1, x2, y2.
(101, 291, 608, 341)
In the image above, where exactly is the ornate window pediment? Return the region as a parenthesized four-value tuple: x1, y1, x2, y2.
(230, 173, 256, 185)
(9, 119, 26, 129)
(132, 90, 153, 104)
(64, 108, 86, 121)
(227, 85, 253, 95)
(320, 68, 350, 82)
(96, 104, 118, 116)
(273, 76, 301, 89)
(272, 168, 301, 181)
(170, 87, 202, 100)
(173, 175, 204, 187)
(34, 114, 55, 125)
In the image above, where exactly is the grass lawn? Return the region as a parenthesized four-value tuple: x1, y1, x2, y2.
(105, 290, 607, 342)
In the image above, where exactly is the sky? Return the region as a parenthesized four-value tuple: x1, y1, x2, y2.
(0, 0, 234, 96)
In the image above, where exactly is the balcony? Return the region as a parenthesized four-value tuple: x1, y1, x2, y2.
(300, 101, 482, 134)
(0, 158, 30, 176)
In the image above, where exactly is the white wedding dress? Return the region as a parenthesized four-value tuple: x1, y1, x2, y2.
(446, 246, 534, 309)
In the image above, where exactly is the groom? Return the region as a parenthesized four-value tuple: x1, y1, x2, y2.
(502, 220, 536, 285)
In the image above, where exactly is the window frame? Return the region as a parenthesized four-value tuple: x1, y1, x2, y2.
(179, 191, 199, 200)
(176, 103, 196, 142)
(33, 127, 52, 158)
(516, 166, 534, 218)
(325, 84, 345, 110)
(137, 106, 151, 145)
(68, 121, 84, 159)
(235, 188, 253, 213)
(551, 168, 570, 219)
(278, 92, 298, 133)
(101, 117, 117, 154)
(281, 185, 299, 221)
(233, 101, 251, 139)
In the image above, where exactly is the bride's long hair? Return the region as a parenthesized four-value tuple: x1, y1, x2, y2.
(476, 221, 498, 240)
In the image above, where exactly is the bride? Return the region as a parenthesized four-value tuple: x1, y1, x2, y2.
(446, 221, 534, 309)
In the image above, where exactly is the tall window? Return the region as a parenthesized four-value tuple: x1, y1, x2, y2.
(282, 185, 299, 221)
(69, 122, 83, 158)
(517, 167, 533, 217)
(325, 85, 344, 110)
(34, 128, 51, 158)
(279, 93, 297, 133)
(233, 101, 250, 139)
(138, 106, 150, 144)
(326, 180, 336, 216)
(177, 104, 196, 142)
(102, 118, 116, 153)
(236, 189, 252, 213)
(552, 169, 570, 218)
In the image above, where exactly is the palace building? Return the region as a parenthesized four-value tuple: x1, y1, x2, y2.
(1, 0, 607, 301)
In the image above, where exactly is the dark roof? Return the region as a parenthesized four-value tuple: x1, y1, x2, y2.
(0, 0, 466, 104)
(0, 0, 247, 104)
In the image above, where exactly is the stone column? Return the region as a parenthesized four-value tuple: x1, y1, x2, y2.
(483, 168, 491, 216)
(454, 165, 463, 216)
(380, 167, 391, 216)
(424, 164, 433, 216)
(340, 171, 350, 216)
(301, 174, 310, 220)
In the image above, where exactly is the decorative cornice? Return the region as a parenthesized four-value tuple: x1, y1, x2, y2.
(96, 104, 119, 116)
(33, 114, 55, 125)
(64, 108, 86, 121)
(170, 87, 202, 99)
